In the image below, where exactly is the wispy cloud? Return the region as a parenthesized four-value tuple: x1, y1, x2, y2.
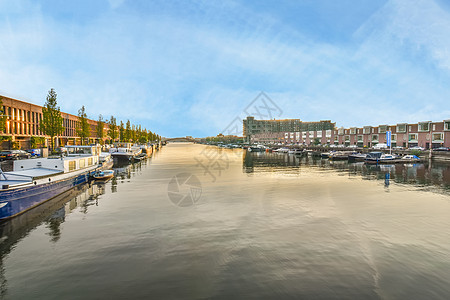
(0, 0, 449, 137)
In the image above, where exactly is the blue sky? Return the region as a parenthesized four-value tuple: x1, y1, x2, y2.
(1, 0, 450, 138)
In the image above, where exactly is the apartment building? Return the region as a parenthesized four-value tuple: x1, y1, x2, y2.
(243, 116, 335, 143)
(250, 120, 450, 149)
(1, 95, 108, 149)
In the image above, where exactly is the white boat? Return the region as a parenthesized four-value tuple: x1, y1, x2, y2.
(109, 143, 142, 161)
(99, 152, 113, 169)
(274, 148, 289, 153)
(288, 149, 303, 155)
(365, 152, 398, 164)
(401, 155, 421, 163)
(0, 145, 101, 220)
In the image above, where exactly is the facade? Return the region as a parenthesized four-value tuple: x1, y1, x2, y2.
(1, 95, 109, 149)
(249, 120, 450, 149)
(243, 116, 335, 143)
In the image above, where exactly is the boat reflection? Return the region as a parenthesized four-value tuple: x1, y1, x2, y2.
(0, 181, 107, 297)
(243, 152, 450, 192)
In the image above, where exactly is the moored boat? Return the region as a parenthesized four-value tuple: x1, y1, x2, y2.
(329, 151, 354, 160)
(401, 155, 421, 163)
(109, 143, 142, 162)
(348, 153, 367, 162)
(0, 145, 101, 220)
(364, 152, 398, 164)
(288, 148, 303, 155)
(92, 170, 114, 181)
(248, 145, 265, 152)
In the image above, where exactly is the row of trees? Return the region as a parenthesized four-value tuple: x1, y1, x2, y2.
(106, 117, 160, 144)
(2, 89, 160, 150)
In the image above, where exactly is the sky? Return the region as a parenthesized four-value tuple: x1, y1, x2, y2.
(1, 0, 450, 138)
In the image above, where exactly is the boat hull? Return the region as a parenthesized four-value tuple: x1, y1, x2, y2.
(0, 171, 91, 220)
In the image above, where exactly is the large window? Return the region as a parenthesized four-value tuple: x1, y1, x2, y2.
(317, 131, 322, 138)
(68, 161, 76, 171)
(363, 126, 371, 134)
(379, 125, 387, 134)
(326, 130, 331, 137)
(357, 135, 363, 141)
(419, 122, 430, 132)
(372, 134, 379, 141)
(432, 133, 444, 142)
(409, 133, 418, 141)
(350, 128, 357, 135)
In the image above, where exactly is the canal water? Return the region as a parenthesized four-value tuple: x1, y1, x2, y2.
(1, 143, 450, 299)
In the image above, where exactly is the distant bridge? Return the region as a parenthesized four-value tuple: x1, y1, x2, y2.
(163, 137, 196, 142)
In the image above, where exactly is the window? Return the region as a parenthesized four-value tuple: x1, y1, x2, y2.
(432, 124, 436, 131)
(379, 125, 387, 134)
(363, 126, 371, 134)
(338, 128, 344, 135)
(317, 131, 322, 138)
(326, 130, 331, 137)
(419, 122, 430, 132)
(409, 134, 418, 141)
(392, 134, 397, 141)
(345, 135, 350, 141)
(444, 121, 450, 131)
(432, 133, 444, 142)
(79, 159, 86, 168)
(357, 135, 363, 141)
(372, 134, 378, 141)
(350, 128, 357, 135)
(68, 161, 76, 171)
(88, 158, 93, 166)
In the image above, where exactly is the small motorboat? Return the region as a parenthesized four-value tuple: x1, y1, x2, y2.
(348, 153, 367, 162)
(401, 155, 421, 163)
(92, 170, 114, 181)
(364, 152, 398, 164)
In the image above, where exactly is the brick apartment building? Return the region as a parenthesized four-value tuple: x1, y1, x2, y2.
(1, 95, 109, 149)
(247, 118, 450, 149)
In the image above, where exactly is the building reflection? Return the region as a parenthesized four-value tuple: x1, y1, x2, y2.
(243, 152, 450, 193)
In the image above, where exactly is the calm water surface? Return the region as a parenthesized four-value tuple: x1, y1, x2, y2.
(1, 143, 450, 299)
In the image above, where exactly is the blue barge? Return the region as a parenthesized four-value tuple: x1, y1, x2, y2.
(0, 146, 101, 220)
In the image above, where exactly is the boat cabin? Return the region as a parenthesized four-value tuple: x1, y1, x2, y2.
(12, 145, 99, 173)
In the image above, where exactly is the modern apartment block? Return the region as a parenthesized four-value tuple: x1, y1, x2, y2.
(243, 116, 335, 143)
(249, 119, 450, 149)
(1, 95, 108, 149)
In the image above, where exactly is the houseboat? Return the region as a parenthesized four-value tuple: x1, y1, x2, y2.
(0, 145, 101, 220)
(109, 143, 142, 161)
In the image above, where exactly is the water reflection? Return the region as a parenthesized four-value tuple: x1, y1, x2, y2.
(0, 159, 147, 298)
(243, 152, 450, 193)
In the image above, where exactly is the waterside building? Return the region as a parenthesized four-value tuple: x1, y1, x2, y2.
(1, 95, 108, 149)
(245, 116, 450, 149)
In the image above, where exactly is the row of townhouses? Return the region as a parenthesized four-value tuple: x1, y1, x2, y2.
(244, 117, 450, 148)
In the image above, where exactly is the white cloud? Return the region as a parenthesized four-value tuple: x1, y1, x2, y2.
(1, 0, 450, 137)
